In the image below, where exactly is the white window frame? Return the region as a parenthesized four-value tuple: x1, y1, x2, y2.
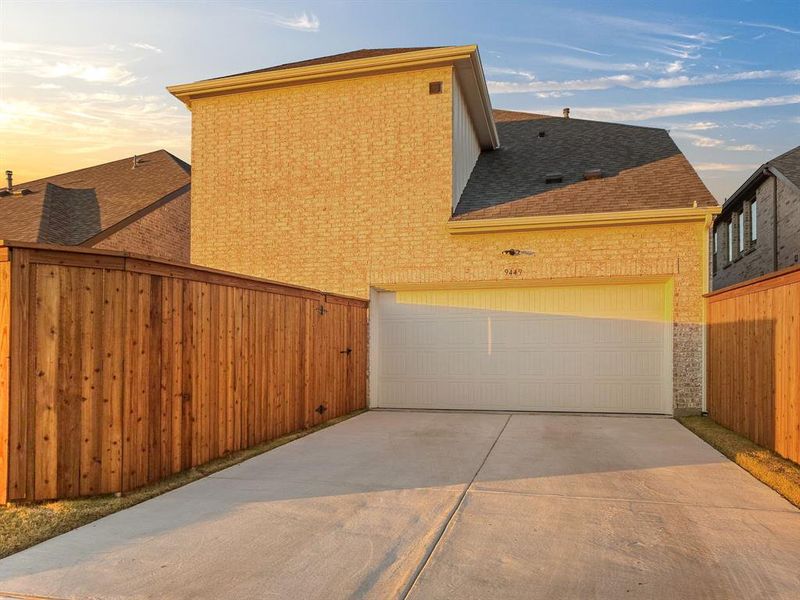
(738, 212, 745, 254)
(751, 199, 757, 243)
(728, 221, 733, 263)
(713, 229, 718, 274)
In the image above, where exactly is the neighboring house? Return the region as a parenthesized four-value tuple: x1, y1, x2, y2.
(169, 45, 720, 416)
(711, 146, 800, 291)
(0, 150, 191, 263)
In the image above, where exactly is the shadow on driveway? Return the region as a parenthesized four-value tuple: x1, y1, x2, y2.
(1, 411, 798, 599)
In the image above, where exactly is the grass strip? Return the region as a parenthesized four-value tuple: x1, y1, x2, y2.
(678, 415, 800, 509)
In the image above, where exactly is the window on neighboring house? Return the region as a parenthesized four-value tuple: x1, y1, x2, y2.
(713, 229, 718, 274)
(739, 211, 745, 254)
(751, 199, 757, 243)
(728, 221, 734, 263)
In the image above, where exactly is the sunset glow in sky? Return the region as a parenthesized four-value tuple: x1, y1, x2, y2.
(1, 0, 799, 200)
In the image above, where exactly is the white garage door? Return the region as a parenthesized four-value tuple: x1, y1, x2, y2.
(371, 282, 672, 414)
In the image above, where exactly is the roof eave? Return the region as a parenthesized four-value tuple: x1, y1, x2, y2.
(463, 47, 499, 149)
(447, 206, 721, 234)
(719, 165, 768, 216)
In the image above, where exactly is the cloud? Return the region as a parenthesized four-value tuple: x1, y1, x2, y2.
(726, 144, 763, 152)
(263, 10, 320, 32)
(1, 41, 188, 182)
(544, 56, 684, 74)
(665, 61, 684, 73)
(488, 74, 634, 94)
(571, 94, 800, 121)
(487, 69, 789, 94)
(738, 21, 800, 35)
(535, 91, 574, 99)
(567, 12, 732, 60)
(672, 131, 765, 152)
(0, 88, 189, 176)
(732, 119, 781, 130)
(694, 162, 758, 172)
(484, 35, 611, 56)
(672, 131, 724, 147)
(1, 41, 138, 85)
(130, 42, 163, 54)
(784, 70, 800, 81)
(485, 67, 536, 81)
(646, 42, 703, 60)
(673, 121, 719, 131)
(584, 14, 730, 44)
(48, 63, 136, 85)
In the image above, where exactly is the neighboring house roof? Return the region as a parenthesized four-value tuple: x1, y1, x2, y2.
(0, 150, 190, 245)
(718, 145, 800, 218)
(452, 109, 717, 221)
(770, 145, 800, 189)
(204, 48, 442, 81)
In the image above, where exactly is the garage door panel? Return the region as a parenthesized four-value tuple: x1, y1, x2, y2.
(519, 351, 548, 377)
(629, 351, 665, 378)
(593, 351, 626, 377)
(374, 284, 671, 414)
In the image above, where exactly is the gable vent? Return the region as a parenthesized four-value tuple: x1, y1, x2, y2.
(544, 172, 563, 184)
(583, 168, 603, 180)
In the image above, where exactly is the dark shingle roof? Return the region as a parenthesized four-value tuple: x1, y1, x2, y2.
(0, 150, 190, 245)
(719, 145, 800, 216)
(453, 109, 717, 220)
(769, 145, 800, 189)
(203, 47, 441, 82)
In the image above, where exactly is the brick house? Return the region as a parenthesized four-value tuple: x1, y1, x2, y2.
(0, 150, 190, 262)
(711, 145, 800, 290)
(169, 45, 720, 416)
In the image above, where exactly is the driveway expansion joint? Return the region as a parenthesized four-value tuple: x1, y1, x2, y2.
(400, 414, 512, 599)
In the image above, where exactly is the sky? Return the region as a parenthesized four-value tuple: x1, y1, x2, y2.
(1, 1, 799, 201)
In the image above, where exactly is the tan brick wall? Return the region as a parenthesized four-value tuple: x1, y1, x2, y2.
(189, 66, 708, 412)
(93, 190, 191, 263)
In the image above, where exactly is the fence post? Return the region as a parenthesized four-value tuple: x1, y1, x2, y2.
(0, 247, 11, 503)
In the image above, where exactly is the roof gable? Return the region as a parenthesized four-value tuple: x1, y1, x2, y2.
(203, 48, 442, 81)
(168, 45, 499, 150)
(769, 145, 800, 189)
(719, 144, 800, 216)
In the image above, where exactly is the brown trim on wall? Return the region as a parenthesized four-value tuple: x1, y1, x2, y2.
(80, 183, 191, 247)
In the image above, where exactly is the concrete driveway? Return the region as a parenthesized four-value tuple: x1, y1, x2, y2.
(1, 411, 800, 599)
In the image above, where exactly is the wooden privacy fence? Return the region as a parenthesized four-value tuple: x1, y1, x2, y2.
(706, 264, 800, 464)
(0, 242, 368, 503)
